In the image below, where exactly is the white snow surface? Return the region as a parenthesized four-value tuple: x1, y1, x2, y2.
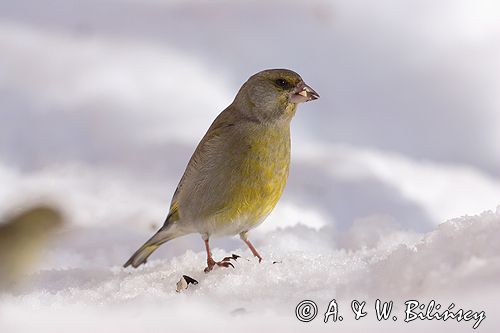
(1, 207, 499, 332)
(1, 0, 500, 331)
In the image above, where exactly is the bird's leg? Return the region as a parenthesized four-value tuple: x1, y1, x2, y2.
(203, 237, 235, 273)
(240, 232, 262, 262)
(204, 238, 216, 272)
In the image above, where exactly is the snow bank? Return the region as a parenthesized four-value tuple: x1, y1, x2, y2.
(1, 208, 498, 332)
(1, 0, 499, 331)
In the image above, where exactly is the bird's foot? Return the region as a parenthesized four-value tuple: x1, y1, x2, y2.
(204, 254, 240, 273)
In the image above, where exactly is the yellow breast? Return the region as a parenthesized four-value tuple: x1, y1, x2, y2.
(211, 124, 291, 229)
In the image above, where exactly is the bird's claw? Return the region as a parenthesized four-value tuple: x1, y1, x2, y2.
(222, 254, 241, 262)
(204, 254, 239, 273)
(216, 261, 234, 269)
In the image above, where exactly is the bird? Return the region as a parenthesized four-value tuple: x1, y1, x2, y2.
(124, 69, 319, 272)
(0, 206, 63, 290)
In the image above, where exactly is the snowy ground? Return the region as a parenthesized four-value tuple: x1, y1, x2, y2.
(1, 0, 500, 332)
(1, 207, 499, 332)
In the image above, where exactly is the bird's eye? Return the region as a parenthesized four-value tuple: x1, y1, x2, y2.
(275, 79, 288, 88)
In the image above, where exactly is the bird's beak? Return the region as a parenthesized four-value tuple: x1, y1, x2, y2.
(289, 82, 320, 104)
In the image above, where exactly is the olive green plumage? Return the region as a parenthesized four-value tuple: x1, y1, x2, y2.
(124, 69, 319, 269)
(0, 206, 63, 290)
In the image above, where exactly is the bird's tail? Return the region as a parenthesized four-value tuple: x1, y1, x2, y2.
(124, 224, 180, 268)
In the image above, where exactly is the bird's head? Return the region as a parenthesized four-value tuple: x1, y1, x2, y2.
(235, 69, 319, 121)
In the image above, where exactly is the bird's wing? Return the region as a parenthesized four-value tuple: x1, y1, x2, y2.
(165, 107, 238, 224)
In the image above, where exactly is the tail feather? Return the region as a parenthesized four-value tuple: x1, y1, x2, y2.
(124, 226, 179, 268)
(124, 243, 160, 268)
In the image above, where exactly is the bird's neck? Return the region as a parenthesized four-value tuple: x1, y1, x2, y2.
(233, 98, 297, 125)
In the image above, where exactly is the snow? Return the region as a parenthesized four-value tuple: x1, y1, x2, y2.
(1, 0, 500, 332)
(1, 208, 499, 332)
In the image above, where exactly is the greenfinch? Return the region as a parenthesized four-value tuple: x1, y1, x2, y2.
(0, 206, 63, 290)
(124, 69, 319, 272)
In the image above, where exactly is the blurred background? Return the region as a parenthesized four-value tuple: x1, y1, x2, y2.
(0, 0, 499, 331)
